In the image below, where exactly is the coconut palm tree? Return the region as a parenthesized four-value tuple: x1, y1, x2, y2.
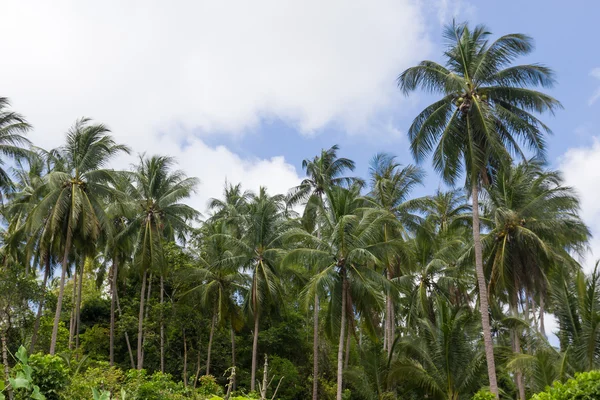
(127, 154, 199, 370)
(366, 153, 423, 356)
(216, 187, 287, 392)
(27, 118, 129, 355)
(288, 145, 360, 400)
(284, 184, 395, 400)
(483, 160, 589, 398)
(392, 298, 487, 400)
(0, 97, 32, 200)
(398, 21, 561, 396)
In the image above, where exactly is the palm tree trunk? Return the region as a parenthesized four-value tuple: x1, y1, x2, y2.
(183, 329, 188, 388)
(206, 312, 216, 376)
(2, 330, 13, 400)
(115, 274, 135, 369)
(344, 324, 351, 370)
(30, 258, 50, 353)
(75, 260, 84, 354)
(141, 273, 152, 367)
(50, 236, 72, 355)
(312, 293, 319, 400)
(194, 345, 202, 389)
(160, 275, 165, 373)
(68, 268, 77, 350)
(539, 295, 547, 339)
(336, 272, 347, 400)
(250, 310, 259, 392)
(230, 326, 237, 391)
(386, 268, 394, 359)
(512, 284, 526, 400)
(137, 269, 147, 370)
(471, 184, 499, 398)
(109, 259, 117, 366)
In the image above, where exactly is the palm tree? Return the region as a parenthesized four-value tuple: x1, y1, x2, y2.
(366, 153, 423, 356)
(398, 21, 561, 396)
(27, 118, 129, 355)
(188, 219, 246, 378)
(287, 145, 360, 400)
(284, 184, 394, 400)
(392, 298, 486, 399)
(483, 160, 589, 399)
(217, 187, 287, 392)
(127, 155, 199, 370)
(0, 97, 32, 199)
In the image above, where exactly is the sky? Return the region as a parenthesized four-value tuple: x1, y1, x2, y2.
(1, 2, 600, 277)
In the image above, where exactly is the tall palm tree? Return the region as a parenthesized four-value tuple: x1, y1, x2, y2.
(483, 160, 589, 399)
(284, 184, 395, 400)
(366, 153, 423, 356)
(127, 155, 199, 370)
(27, 118, 129, 355)
(217, 187, 287, 392)
(0, 97, 32, 199)
(287, 145, 360, 400)
(398, 21, 561, 396)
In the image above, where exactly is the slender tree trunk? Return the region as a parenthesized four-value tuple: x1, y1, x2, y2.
(194, 345, 202, 389)
(512, 284, 526, 400)
(344, 324, 351, 370)
(230, 326, 237, 391)
(260, 355, 268, 400)
(50, 236, 72, 355)
(472, 184, 499, 398)
(312, 293, 319, 400)
(2, 330, 13, 400)
(386, 268, 394, 359)
(68, 268, 77, 350)
(115, 275, 135, 369)
(75, 260, 84, 355)
(336, 272, 347, 400)
(206, 312, 216, 376)
(30, 259, 50, 353)
(141, 273, 152, 367)
(137, 269, 147, 370)
(160, 275, 165, 373)
(109, 259, 118, 367)
(251, 310, 259, 392)
(540, 295, 547, 339)
(183, 329, 188, 388)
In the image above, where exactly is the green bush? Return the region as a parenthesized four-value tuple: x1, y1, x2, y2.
(266, 356, 302, 400)
(62, 363, 125, 400)
(530, 370, 600, 400)
(124, 370, 199, 400)
(197, 375, 223, 397)
(472, 389, 496, 400)
(26, 354, 69, 400)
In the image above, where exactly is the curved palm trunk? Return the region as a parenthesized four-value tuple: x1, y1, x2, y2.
(472, 184, 499, 397)
(250, 310, 259, 392)
(336, 272, 347, 400)
(386, 268, 394, 359)
(115, 273, 136, 369)
(511, 278, 526, 400)
(68, 268, 77, 350)
(206, 312, 216, 375)
(50, 236, 72, 355)
(137, 269, 148, 370)
(30, 258, 50, 353)
(183, 329, 188, 387)
(539, 295, 547, 339)
(312, 293, 319, 400)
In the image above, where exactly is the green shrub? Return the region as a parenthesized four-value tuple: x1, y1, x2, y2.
(266, 356, 302, 400)
(472, 389, 496, 400)
(26, 353, 69, 400)
(530, 370, 600, 400)
(62, 363, 124, 400)
(197, 375, 223, 397)
(124, 370, 198, 400)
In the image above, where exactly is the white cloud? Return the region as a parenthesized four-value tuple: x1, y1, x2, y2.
(432, 0, 476, 25)
(559, 137, 600, 271)
(0, 0, 431, 141)
(589, 68, 600, 106)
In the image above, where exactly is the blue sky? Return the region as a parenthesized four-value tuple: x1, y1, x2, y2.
(1, 0, 600, 266)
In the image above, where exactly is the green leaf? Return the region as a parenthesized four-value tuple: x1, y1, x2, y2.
(0, 392, 5, 400)
(15, 345, 28, 365)
(9, 376, 30, 390)
(31, 385, 46, 400)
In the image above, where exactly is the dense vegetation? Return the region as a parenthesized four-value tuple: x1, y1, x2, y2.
(0, 21, 598, 400)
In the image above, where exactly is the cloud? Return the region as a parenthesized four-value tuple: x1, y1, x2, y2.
(559, 137, 600, 271)
(590, 68, 600, 106)
(432, 0, 476, 25)
(0, 0, 431, 140)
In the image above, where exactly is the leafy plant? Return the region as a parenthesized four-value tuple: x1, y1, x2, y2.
(3, 346, 45, 400)
(530, 371, 600, 400)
